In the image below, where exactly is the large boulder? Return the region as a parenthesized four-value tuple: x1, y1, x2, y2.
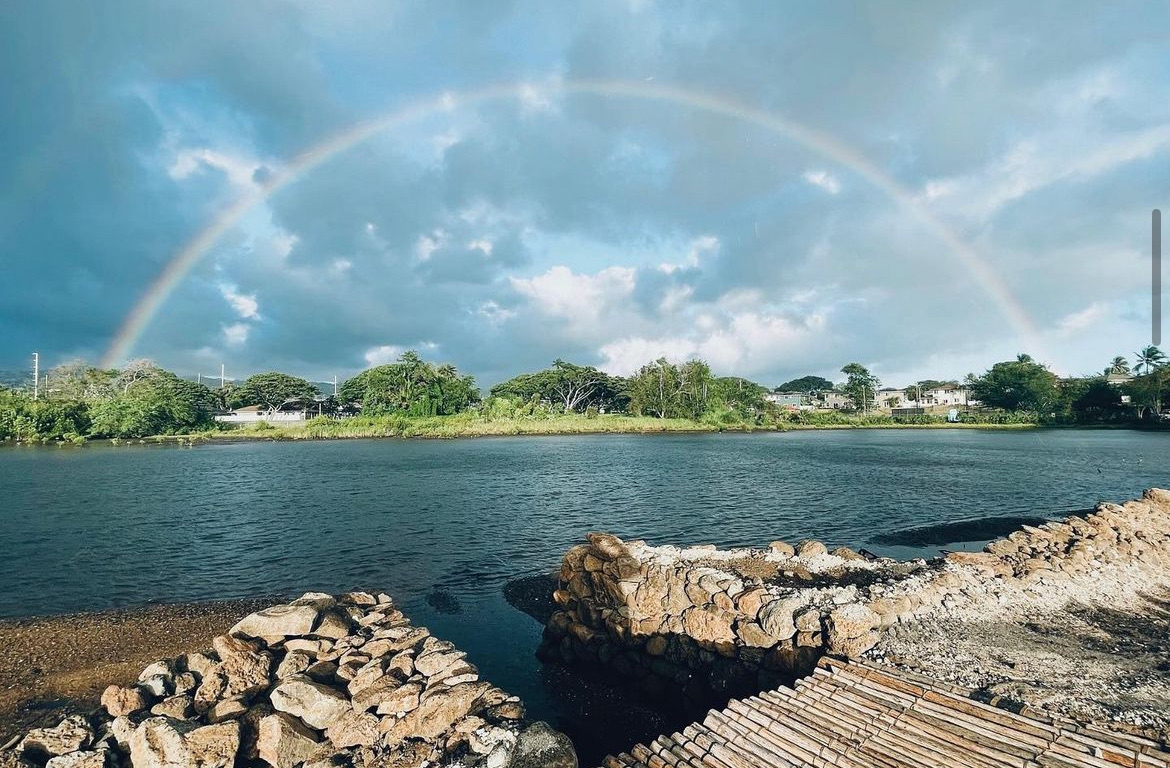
(507, 722, 577, 768)
(44, 751, 107, 768)
(255, 714, 320, 768)
(230, 605, 319, 640)
(270, 677, 351, 731)
(102, 685, 150, 717)
(20, 717, 92, 758)
(758, 598, 803, 641)
(380, 681, 492, 743)
(128, 717, 239, 768)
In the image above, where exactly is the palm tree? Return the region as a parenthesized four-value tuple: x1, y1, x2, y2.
(1134, 346, 1166, 375)
(1107, 356, 1131, 375)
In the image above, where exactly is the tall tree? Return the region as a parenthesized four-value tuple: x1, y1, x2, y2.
(1134, 346, 1166, 374)
(775, 375, 834, 394)
(231, 372, 319, 412)
(628, 358, 681, 418)
(967, 355, 1058, 413)
(1106, 356, 1131, 375)
(839, 363, 881, 411)
(491, 360, 625, 413)
(340, 352, 478, 415)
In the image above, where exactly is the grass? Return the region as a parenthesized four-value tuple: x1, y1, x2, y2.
(142, 412, 1041, 444)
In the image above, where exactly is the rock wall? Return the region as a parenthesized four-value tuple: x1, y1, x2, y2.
(541, 488, 1170, 697)
(2, 592, 576, 768)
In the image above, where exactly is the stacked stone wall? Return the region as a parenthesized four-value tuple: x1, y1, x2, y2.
(542, 488, 1170, 696)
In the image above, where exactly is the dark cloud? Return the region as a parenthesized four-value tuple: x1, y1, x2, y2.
(2, 1, 1167, 388)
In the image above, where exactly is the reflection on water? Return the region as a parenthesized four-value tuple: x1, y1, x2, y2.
(1, 429, 1167, 760)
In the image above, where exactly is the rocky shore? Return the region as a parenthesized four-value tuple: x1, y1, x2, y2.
(1, 592, 575, 768)
(541, 488, 1170, 742)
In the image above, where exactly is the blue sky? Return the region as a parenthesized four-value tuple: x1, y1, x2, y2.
(2, 1, 1167, 388)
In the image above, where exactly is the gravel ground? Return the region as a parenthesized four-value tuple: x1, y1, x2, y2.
(873, 587, 1170, 741)
(0, 599, 272, 746)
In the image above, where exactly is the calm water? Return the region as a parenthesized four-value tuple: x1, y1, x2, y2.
(1, 429, 1168, 757)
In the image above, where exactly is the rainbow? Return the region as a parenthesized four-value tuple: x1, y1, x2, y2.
(101, 79, 1038, 367)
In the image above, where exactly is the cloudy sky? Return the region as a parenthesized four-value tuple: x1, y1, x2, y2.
(2, 1, 1167, 389)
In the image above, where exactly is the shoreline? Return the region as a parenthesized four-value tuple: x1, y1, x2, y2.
(0, 598, 274, 746)
(1, 418, 1045, 448)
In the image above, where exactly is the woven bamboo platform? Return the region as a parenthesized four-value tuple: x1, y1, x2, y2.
(601, 657, 1170, 768)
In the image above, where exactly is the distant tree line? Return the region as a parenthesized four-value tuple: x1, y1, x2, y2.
(3, 345, 1169, 442)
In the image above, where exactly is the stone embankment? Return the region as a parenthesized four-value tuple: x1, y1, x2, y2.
(542, 488, 1170, 702)
(1, 592, 575, 768)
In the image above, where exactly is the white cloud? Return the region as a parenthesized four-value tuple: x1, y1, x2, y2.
(363, 345, 403, 366)
(169, 148, 271, 190)
(1056, 302, 1108, 335)
(802, 169, 841, 194)
(510, 265, 637, 328)
(218, 284, 260, 320)
(222, 322, 249, 347)
(363, 342, 438, 366)
(598, 308, 825, 376)
(919, 120, 1170, 223)
(415, 230, 447, 261)
(477, 301, 516, 324)
(467, 238, 493, 256)
(658, 235, 719, 273)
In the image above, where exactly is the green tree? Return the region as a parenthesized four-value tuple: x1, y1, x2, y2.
(1134, 346, 1166, 375)
(1067, 378, 1127, 423)
(775, 375, 834, 394)
(1124, 368, 1170, 420)
(1106, 356, 1131, 375)
(490, 360, 625, 413)
(839, 363, 881, 412)
(231, 372, 319, 412)
(628, 358, 681, 418)
(90, 370, 217, 437)
(339, 352, 478, 416)
(967, 354, 1059, 414)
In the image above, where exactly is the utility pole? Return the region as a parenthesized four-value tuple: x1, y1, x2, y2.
(332, 375, 338, 396)
(32, 352, 39, 401)
(220, 363, 226, 389)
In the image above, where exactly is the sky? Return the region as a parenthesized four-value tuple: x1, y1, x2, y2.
(2, 1, 1167, 389)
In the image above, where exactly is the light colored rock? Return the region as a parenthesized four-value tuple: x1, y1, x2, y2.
(587, 533, 626, 560)
(180, 653, 218, 680)
(151, 695, 194, 719)
(310, 611, 352, 640)
(230, 605, 319, 640)
(102, 684, 150, 717)
(323, 711, 380, 749)
(207, 698, 248, 724)
(140, 675, 170, 699)
(20, 717, 92, 757)
(270, 677, 351, 730)
(827, 603, 881, 646)
(374, 682, 421, 716)
(45, 751, 107, 768)
(795, 540, 828, 558)
(172, 672, 199, 696)
(129, 717, 239, 768)
(681, 607, 736, 645)
(794, 607, 822, 633)
(758, 598, 803, 641)
(256, 714, 320, 768)
(414, 650, 467, 678)
(275, 652, 312, 680)
(351, 674, 403, 711)
(768, 541, 795, 557)
(211, 636, 272, 700)
(380, 681, 492, 742)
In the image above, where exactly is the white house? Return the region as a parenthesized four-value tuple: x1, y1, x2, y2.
(819, 392, 853, 410)
(921, 385, 971, 407)
(215, 404, 308, 423)
(876, 388, 908, 409)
